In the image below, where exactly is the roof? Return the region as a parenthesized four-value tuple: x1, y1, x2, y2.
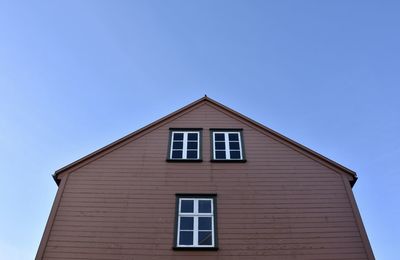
(52, 96, 357, 186)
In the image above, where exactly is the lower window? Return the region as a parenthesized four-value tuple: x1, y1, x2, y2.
(174, 195, 217, 249)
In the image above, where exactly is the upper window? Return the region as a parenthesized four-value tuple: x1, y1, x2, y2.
(211, 130, 245, 161)
(168, 129, 201, 160)
(175, 195, 217, 249)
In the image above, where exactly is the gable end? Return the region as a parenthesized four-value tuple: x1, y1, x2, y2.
(52, 96, 357, 186)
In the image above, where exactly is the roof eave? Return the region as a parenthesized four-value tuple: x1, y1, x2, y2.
(52, 173, 61, 186)
(350, 176, 358, 187)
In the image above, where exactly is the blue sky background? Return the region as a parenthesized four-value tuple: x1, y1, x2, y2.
(0, 1, 399, 259)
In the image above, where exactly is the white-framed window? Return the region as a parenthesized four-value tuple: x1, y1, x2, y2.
(175, 196, 216, 248)
(169, 130, 201, 160)
(212, 131, 244, 160)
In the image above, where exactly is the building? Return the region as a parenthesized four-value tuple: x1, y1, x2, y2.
(36, 96, 374, 259)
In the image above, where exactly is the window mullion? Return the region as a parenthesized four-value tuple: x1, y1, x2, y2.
(193, 216, 198, 246)
(225, 133, 230, 159)
(182, 133, 188, 159)
(194, 199, 199, 246)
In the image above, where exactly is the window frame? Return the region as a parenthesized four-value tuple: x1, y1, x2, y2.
(167, 128, 203, 162)
(210, 129, 246, 162)
(173, 194, 218, 250)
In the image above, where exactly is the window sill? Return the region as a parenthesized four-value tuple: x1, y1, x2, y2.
(173, 246, 219, 251)
(210, 159, 247, 163)
(166, 159, 203, 163)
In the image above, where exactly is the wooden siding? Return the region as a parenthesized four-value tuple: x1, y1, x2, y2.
(39, 103, 371, 259)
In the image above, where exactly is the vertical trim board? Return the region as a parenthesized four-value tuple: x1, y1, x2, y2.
(35, 174, 69, 260)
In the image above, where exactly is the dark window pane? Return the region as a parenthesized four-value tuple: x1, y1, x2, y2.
(199, 200, 212, 213)
(180, 200, 194, 213)
(188, 133, 198, 140)
(229, 142, 240, 150)
(215, 151, 226, 159)
(187, 142, 198, 149)
(214, 133, 225, 141)
(215, 142, 225, 150)
(230, 151, 241, 159)
(187, 150, 198, 159)
(180, 217, 194, 230)
(173, 133, 184, 140)
(172, 150, 183, 159)
(198, 217, 212, 230)
(228, 133, 239, 141)
(198, 231, 212, 245)
(179, 231, 193, 245)
(173, 141, 183, 149)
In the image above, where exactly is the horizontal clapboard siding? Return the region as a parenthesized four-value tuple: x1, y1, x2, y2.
(42, 103, 368, 259)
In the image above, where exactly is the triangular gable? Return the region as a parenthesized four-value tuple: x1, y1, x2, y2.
(53, 96, 357, 186)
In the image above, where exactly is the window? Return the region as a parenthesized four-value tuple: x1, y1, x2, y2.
(168, 129, 201, 160)
(211, 130, 245, 161)
(174, 195, 217, 249)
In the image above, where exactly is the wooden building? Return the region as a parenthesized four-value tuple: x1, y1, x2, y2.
(36, 96, 374, 259)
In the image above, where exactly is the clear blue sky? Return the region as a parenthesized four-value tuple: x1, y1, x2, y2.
(0, 1, 398, 259)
